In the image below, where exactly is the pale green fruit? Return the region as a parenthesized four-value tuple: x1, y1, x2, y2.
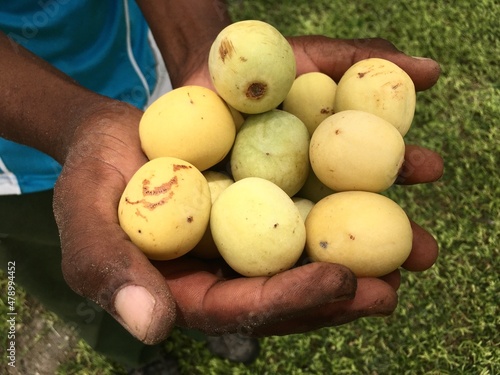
(139, 85, 236, 171)
(305, 191, 413, 277)
(333, 58, 416, 136)
(118, 157, 211, 260)
(230, 109, 310, 197)
(292, 197, 315, 222)
(310, 110, 405, 193)
(190, 171, 234, 259)
(283, 72, 337, 136)
(208, 20, 296, 114)
(211, 177, 306, 277)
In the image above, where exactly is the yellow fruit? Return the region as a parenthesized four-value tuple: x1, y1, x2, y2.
(210, 177, 306, 277)
(333, 58, 416, 136)
(190, 171, 234, 259)
(283, 72, 337, 136)
(208, 20, 296, 114)
(227, 105, 245, 132)
(230, 109, 310, 197)
(305, 191, 413, 277)
(296, 165, 335, 203)
(118, 157, 211, 260)
(139, 85, 236, 171)
(309, 110, 405, 193)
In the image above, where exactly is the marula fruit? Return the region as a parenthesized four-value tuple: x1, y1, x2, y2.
(210, 177, 306, 277)
(139, 85, 236, 171)
(309, 110, 405, 193)
(118, 157, 211, 261)
(208, 20, 296, 114)
(333, 58, 416, 136)
(305, 191, 413, 277)
(283, 72, 337, 136)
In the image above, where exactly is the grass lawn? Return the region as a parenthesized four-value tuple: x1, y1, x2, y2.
(1, 0, 498, 374)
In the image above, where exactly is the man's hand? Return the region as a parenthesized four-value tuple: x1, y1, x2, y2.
(53, 35, 443, 345)
(54, 109, 442, 342)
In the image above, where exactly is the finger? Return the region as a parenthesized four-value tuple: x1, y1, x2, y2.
(290, 36, 441, 91)
(379, 269, 402, 291)
(256, 277, 398, 336)
(402, 220, 439, 272)
(397, 144, 444, 185)
(158, 260, 357, 335)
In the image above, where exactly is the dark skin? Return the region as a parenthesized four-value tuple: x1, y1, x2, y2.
(0, 1, 443, 345)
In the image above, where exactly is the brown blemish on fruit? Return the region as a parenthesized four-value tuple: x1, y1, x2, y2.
(187, 92, 194, 104)
(349, 234, 356, 240)
(125, 193, 174, 210)
(143, 176, 178, 196)
(173, 164, 192, 171)
(135, 208, 148, 220)
(240, 56, 248, 62)
(358, 71, 368, 78)
(219, 38, 234, 63)
(335, 129, 341, 135)
(187, 216, 193, 223)
(320, 241, 328, 249)
(392, 82, 402, 90)
(125, 176, 179, 211)
(321, 107, 334, 114)
(246, 82, 267, 100)
(273, 223, 279, 228)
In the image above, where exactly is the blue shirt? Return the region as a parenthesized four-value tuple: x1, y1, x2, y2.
(0, 0, 159, 194)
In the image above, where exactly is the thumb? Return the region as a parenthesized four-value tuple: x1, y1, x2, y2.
(55, 191, 177, 344)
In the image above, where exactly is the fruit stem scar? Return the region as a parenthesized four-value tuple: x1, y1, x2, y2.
(246, 82, 267, 100)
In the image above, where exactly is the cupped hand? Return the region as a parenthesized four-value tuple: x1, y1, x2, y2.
(53, 35, 443, 345)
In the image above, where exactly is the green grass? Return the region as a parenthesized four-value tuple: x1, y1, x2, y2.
(1, 0, 499, 374)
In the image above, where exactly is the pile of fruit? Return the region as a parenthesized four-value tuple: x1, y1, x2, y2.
(118, 20, 422, 278)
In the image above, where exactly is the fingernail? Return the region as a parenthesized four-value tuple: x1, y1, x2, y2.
(114, 285, 155, 341)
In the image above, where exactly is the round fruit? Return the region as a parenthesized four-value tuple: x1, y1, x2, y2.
(333, 58, 416, 136)
(283, 72, 337, 136)
(190, 170, 234, 259)
(292, 197, 315, 222)
(230, 109, 310, 197)
(139, 85, 236, 171)
(309, 110, 405, 193)
(296, 165, 335, 203)
(210, 177, 306, 277)
(118, 157, 211, 260)
(208, 20, 296, 114)
(305, 191, 413, 277)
